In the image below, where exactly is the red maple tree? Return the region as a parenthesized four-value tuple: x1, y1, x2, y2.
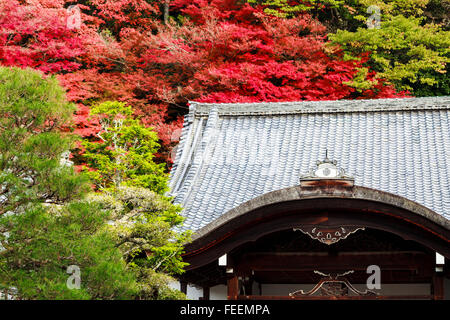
(0, 0, 406, 165)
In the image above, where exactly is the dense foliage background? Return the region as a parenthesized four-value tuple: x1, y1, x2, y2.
(0, 0, 448, 299)
(1, 0, 448, 165)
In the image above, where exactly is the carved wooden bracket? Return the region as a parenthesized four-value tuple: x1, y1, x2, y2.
(289, 270, 377, 297)
(294, 226, 364, 245)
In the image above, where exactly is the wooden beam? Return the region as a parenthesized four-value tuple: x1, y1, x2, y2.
(227, 276, 239, 300)
(235, 252, 433, 274)
(180, 281, 187, 295)
(238, 295, 433, 300)
(201, 286, 210, 300)
(242, 278, 253, 296)
(432, 273, 444, 300)
(252, 270, 431, 284)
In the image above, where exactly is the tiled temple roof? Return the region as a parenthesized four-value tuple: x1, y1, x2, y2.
(169, 96, 450, 232)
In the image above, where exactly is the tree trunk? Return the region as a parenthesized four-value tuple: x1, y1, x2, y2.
(163, 0, 170, 25)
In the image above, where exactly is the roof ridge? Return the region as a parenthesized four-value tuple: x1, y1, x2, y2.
(189, 96, 450, 116)
(178, 107, 220, 207)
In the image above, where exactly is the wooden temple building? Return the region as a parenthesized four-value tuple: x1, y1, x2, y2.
(168, 96, 450, 300)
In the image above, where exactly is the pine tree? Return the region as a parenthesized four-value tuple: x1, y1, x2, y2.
(0, 67, 138, 299)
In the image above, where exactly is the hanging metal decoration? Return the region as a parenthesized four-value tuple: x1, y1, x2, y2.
(289, 270, 377, 297)
(293, 225, 365, 245)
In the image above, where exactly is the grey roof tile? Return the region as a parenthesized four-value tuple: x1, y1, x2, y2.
(170, 97, 450, 232)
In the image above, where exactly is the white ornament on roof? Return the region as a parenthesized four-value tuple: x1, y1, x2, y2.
(300, 150, 353, 181)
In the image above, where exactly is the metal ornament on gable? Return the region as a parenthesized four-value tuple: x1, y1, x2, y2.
(295, 152, 364, 245)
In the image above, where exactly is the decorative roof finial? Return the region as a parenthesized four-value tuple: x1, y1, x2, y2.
(300, 152, 354, 185)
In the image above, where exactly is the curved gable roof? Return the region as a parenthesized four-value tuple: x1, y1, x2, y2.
(169, 96, 450, 232)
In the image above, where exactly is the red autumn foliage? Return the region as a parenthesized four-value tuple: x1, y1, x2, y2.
(153, 0, 405, 103)
(0, 0, 407, 165)
(0, 0, 85, 73)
